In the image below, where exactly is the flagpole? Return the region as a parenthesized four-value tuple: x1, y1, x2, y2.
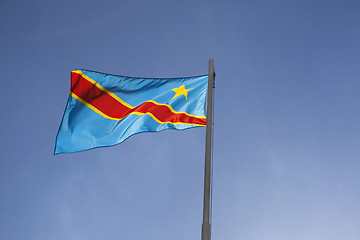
(201, 59, 215, 240)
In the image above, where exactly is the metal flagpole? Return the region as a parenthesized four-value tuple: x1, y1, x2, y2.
(201, 59, 215, 240)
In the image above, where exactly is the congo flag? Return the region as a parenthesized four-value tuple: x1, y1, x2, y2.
(55, 69, 208, 154)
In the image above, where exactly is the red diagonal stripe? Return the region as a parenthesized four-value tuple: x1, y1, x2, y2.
(70, 72, 207, 126)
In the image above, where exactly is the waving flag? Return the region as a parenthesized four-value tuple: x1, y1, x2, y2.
(55, 69, 208, 154)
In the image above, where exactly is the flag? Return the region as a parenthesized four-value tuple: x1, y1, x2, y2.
(55, 69, 208, 154)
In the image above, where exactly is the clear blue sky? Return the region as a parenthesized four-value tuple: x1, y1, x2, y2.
(1, 0, 360, 239)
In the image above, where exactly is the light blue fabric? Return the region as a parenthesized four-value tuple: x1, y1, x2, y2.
(55, 70, 208, 154)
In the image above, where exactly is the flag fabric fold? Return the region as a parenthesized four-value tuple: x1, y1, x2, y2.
(55, 69, 208, 154)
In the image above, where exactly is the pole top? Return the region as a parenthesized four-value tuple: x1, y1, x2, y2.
(208, 59, 215, 87)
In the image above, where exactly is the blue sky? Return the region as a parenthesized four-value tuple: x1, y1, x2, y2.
(1, 0, 360, 239)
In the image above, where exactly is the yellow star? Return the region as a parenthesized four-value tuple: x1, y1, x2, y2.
(172, 85, 194, 100)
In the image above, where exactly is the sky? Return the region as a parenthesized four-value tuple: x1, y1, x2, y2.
(1, 0, 360, 239)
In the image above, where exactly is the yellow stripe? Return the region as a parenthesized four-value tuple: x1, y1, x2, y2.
(72, 70, 206, 120)
(71, 92, 120, 120)
(70, 92, 206, 126)
(72, 70, 134, 109)
(147, 100, 206, 119)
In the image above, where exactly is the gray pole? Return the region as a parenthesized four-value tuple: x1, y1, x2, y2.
(201, 59, 215, 240)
